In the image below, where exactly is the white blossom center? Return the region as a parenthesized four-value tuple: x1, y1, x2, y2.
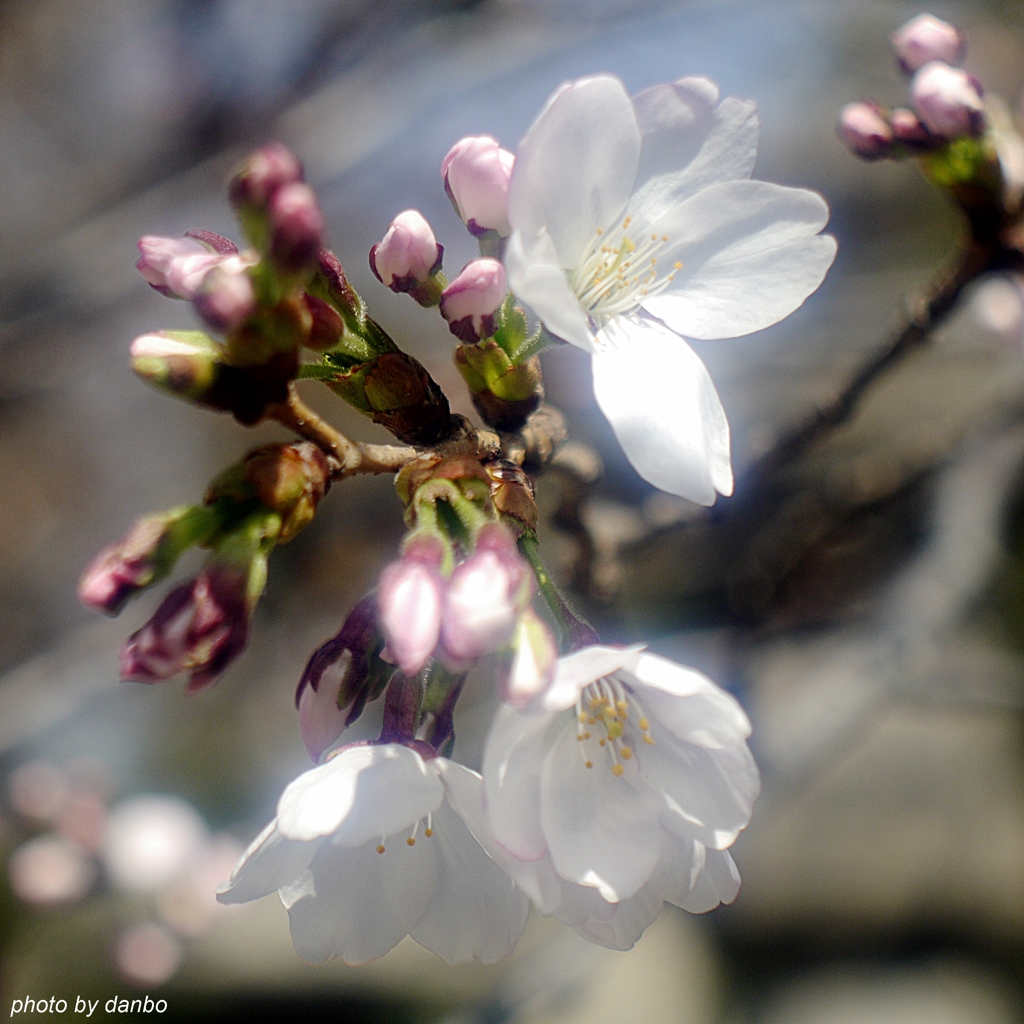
(573, 675, 655, 776)
(570, 215, 681, 322)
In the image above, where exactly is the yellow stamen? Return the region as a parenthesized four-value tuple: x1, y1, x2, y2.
(424, 828, 434, 838)
(620, 747, 633, 760)
(612, 764, 625, 777)
(376, 845, 386, 854)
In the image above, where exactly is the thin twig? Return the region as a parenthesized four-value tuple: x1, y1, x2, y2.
(747, 241, 997, 480)
(268, 385, 416, 479)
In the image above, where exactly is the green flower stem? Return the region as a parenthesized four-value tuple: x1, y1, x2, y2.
(518, 531, 599, 651)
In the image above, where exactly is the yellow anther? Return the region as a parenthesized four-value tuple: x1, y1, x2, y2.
(376, 845, 386, 854)
(651, 234, 658, 240)
(599, 738, 606, 747)
(638, 718, 650, 731)
(673, 261, 683, 269)
(578, 712, 588, 723)
(606, 721, 624, 741)
(623, 216, 632, 227)
(620, 747, 633, 760)
(584, 732, 592, 740)
(596, 227, 603, 235)
(643, 734, 656, 745)
(577, 733, 586, 742)
(588, 717, 596, 725)
(424, 828, 434, 838)
(616, 700, 628, 712)
(585, 761, 594, 769)
(406, 837, 416, 846)
(612, 764, 625, 777)
(661, 234, 669, 241)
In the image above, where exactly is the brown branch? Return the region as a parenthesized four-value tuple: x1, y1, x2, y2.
(747, 240, 997, 481)
(268, 385, 416, 479)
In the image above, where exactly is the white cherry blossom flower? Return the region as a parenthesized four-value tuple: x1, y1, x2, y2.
(505, 74, 837, 504)
(480, 645, 759, 949)
(217, 742, 528, 965)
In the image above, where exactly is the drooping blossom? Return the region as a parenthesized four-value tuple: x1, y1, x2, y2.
(891, 13, 966, 74)
(217, 742, 528, 965)
(440, 258, 507, 342)
(504, 74, 836, 503)
(911, 61, 985, 139)
(480, 645, 759, 949)
(442, 135, 515, 237)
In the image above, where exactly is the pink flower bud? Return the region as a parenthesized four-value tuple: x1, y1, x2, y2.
(377, 540, 446, 677)
(440, 524, 529, 665)
(442, 136, 514, 236)
(269, 181, 324, 271)
(120, 565, 251, 692)
(838, 102, 894, 160)
(912, 61, 985, 139)
(503, 608, 557, 709)
(892, 14, 966, 74)
(296, 597, 385, 761)
(229, 142, 303, 210)
(440, 258, 506, 342)
(193, 264, 256, 333)
(369, 210, 443, 292)
(890, 107, 934, 147)
(137, 236, 218, 299)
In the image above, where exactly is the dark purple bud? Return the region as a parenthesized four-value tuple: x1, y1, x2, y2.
(295, 597, 392, 761)
(269, 182, 324, 272)
(120, 565, 251, 692)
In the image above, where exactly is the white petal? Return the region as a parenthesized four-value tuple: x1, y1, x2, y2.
(676, 847, 741, 913)
(642, 179, 836, 340)
(541, 718, 662, 902)
(216, 819, 319, 904)
(592, 316, 732, 503)
(642, 726, 759, 849)
(285, 840, 411, 965)
(626, 651, 753, 743)
(481, 704, 554, 862)
(541, 644, 644, 712)
(504, 229, 594, 351)
(409, 797, 529, 964)
(508, 75, 641, 268)
(277, 744, 443, 845)
(570, 881, 663, 951)
(626, 77, 758, 232)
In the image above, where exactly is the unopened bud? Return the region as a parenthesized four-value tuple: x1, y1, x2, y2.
(137, 236, 219, 300)
(912, 61, 985, 139)
(269, 182, 324, 272)
(295, 596, 392, 761)
(442, 136, 514, 237)
(454, 340, 543, 432)
(377, 538, 447, 677)
(890, 107, 934, 147)
(303, 294, 345, 352)
(130, 330, 221, 401)
(193, 265, 257, 334)
(440, 259, 506, 342)
(838, 102, 894, 160)
(369, 210, 444, 304)
(892, 13, 966, 74)
(503, 608, 557, 709)
(121, 566, 250, 692)
(229, 143, 303, 211)
(241, 442, 330, 543)
(78, 507, 215, 616)
(440, 523, 530, 666)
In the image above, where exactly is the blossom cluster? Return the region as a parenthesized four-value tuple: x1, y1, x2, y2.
(76, 61, 844, 967)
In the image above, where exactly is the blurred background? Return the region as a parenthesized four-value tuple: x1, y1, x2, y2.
(0, 0, 1023, 1020)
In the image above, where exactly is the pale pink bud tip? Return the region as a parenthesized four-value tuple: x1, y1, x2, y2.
(892, 14, 966, 74)
(193, 266, 256, 333)
(369, 210, 443, 291)
(269, 181, 324, 271)
(440, 525, 529, 664)
(442, 135, 515, 237)
(838, 102, 894, 160)
(230, 142, 303, 209)
(890, 107, 934, 147)
(912, 61, 985, 139)
(377, 549, 445, 677)
(136, 236, 216, 299)
(440, 258, 506, 342)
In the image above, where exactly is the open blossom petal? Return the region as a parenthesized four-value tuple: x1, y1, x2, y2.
(627, 76, 758, 232)
(508, 75, 640, 267)
(641, 179, 836, 340)
(219, 744, 528, 966)
(591, 316, 731, 504)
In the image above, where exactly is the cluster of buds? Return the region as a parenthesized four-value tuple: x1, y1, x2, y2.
(81, 442, 331, 691)
(839, 13, 983, 160)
